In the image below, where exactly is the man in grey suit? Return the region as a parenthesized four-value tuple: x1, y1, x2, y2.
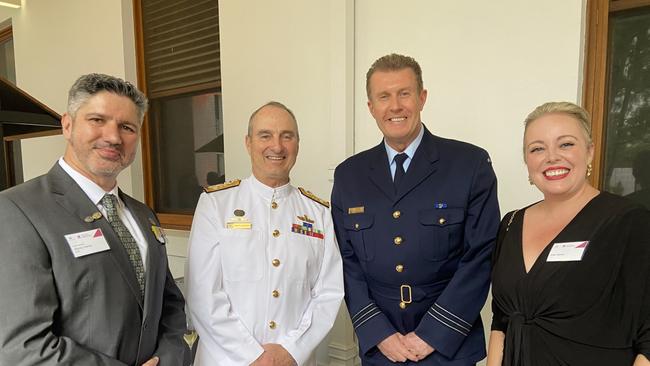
(0, 74, 187, 366)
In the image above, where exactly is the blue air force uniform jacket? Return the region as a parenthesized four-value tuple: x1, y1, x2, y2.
(331, 126, 500, 365)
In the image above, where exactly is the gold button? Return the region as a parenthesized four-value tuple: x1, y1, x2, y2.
(396, 264, 404, 273)
(393, 236, 403, 245)
(354, 223, 360, 230)
(272, 229, 280, 237)
(392, 210, 401, 219)
(272, 290, 280, 298)
(271, 201, 278, 209)
(272, 259, 281, 267)
(399, 301, 406, 309)
(269, 321, 277, 329)
(438, 217, 446, 225)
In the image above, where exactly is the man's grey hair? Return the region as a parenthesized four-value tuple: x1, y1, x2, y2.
(247, 101, 299, 139)
(67, 73, 148, 123)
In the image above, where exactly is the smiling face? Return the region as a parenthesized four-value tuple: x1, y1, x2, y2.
(524, 112, 594, 200)
(367, 68, 427, 152)
(245, 105, 299, 188)
(62, 91, 140, 191)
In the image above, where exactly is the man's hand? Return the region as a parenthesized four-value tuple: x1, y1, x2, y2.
(250, 344, 296, 366)
(250, 351, 273, 366)
(377, 333, 419, 362)
(141, 356, 159, 366)
(402, 332, 434, 361)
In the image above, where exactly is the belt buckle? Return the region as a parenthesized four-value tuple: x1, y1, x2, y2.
(399, 284, 412, 309)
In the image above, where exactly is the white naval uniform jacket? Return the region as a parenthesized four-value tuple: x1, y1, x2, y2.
(186, 175, 344, 365)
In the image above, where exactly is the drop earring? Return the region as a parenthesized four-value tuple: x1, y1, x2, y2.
(587, 164, 593, 177)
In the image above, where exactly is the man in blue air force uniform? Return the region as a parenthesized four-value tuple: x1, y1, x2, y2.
(331, 54, 500, 365)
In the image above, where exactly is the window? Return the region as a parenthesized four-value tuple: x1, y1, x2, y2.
(0, 24, 18, 189)
(134, 0, 222, 229)
(0, 25, 15, 84)
(584, 0, 650, 209)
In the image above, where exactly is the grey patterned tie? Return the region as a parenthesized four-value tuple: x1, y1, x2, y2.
(101, 194, 145, 296)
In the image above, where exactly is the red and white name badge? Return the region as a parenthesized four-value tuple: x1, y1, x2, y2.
(546, 241, 589, 262)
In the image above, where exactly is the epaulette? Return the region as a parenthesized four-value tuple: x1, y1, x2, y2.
(298, 187, 330, 208)
(203, 179, 241, 193)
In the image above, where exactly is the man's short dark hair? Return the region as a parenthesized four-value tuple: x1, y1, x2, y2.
(366, 53, 423, 99)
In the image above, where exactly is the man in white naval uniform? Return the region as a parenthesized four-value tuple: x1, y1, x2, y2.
(186, 101, 344, 366)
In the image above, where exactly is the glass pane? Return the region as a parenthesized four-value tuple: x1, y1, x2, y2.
(0, 38, 16, 84)
(151, 92, 224, 214)
(602, 7, 650, 210)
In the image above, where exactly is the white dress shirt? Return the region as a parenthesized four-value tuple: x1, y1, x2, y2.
(186, 175, 344, 365)
(385, 122, 425, 179)
(58, 157, 148, 270)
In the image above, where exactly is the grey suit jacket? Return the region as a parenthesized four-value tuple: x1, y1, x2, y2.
(0, 163, 188, 366)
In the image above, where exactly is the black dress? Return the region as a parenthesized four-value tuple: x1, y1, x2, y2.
(491, 192, 650, 365)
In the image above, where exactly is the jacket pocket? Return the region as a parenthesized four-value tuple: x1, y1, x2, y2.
(418, 208, 465, 261)
(343, 213, 375, 261)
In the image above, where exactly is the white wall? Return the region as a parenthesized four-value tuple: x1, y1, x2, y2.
(1, 0, 138, 191)
(354, 0, 585, 214)
(3, 1, 587, 364)
(219, 0, 353, 198)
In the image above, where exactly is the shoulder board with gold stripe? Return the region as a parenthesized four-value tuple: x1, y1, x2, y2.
(203, 179, 241, 193)
(298, 187, 330, 208)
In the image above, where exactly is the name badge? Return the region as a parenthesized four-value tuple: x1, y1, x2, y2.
(65, 229, 111, 258)
(348, 206, 364, 214)
(546, 241, 589, 262)
(226, 209, 252, 229)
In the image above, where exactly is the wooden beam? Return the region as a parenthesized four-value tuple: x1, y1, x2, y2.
(610, 0, 650, 12)
(582, 0, 610, 188)
(0, 124, 8, 190)
(0, 111, 60, 127)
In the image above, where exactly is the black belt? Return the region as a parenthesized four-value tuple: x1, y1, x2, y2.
(369, 278, 451, 308)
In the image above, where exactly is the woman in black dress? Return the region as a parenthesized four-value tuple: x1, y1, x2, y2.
(486, 102, 650, 366)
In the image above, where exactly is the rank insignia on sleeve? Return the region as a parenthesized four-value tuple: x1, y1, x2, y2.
(298, 187, 330, 208)
(291, 214, 324, 239)
(203, 179, 241, 193)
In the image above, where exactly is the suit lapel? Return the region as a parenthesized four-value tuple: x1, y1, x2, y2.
(367, 143, 395, 201)
(395, 127, 440, 202)
(48, 164, 144, 307)
(49, 164, 101, 224)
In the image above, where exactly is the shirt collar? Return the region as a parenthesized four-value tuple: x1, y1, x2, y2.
(249, 174, 292, 201)
(58, 157, 120, 206)
(384, 122, 425, 164)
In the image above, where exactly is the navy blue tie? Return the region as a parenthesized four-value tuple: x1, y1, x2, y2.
(393, 153, 408, 193)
